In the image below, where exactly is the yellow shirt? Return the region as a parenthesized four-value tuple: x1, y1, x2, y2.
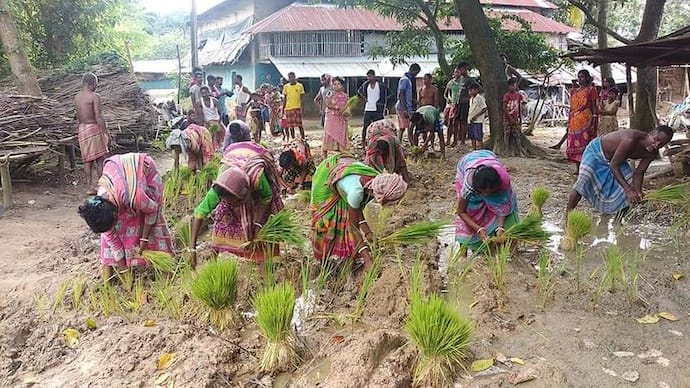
(283, 82, 305, 111)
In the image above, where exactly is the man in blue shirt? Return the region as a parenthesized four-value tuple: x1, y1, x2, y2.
(216, 76, 234, 126)
(395, 63, 421, 145)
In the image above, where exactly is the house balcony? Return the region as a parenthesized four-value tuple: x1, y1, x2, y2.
(259, 42, 363, 59)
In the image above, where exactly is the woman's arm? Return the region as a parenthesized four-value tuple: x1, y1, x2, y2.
(457, 196, 489, 240)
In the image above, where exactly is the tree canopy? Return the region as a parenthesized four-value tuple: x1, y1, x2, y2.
(0, 0, 189, 77)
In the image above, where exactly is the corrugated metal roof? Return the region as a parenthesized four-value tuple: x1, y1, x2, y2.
(519, 63, 637, 86)
(270, 56, 438, 78)
(198, 34, 252, 66)
(248, 4, 574, 35)
(480, 0, 558, 9)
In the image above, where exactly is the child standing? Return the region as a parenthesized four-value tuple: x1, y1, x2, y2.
(467, 83, 487, 151)
(598, 88, 620, 135)
(502, 78, 522, 152)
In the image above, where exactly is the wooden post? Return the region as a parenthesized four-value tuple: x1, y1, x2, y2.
(67, 145, 76, 169)
(172, 146, 180, 172)
(176, 44, 182, 105)
(0, 157, 11, 208)
(58, 144, 65, 184)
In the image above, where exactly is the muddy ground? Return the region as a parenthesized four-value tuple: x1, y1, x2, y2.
(1, 123, 689, 388)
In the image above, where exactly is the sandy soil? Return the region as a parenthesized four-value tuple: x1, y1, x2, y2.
(1, 123, 689, 388)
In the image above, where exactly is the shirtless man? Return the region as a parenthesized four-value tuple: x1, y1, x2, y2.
(566, 126, 673, 215)
(418, 73, 439, 108)
(75, 72, 109, 194)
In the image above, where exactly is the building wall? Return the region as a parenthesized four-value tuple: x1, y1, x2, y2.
(205, 64, 256, 94)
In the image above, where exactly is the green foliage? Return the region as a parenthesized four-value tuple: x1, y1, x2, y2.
(405, 295, 473, 387)
(0, 0, 189, 77)
(253, 282, 300, 372)
(449, 15, 566, 75)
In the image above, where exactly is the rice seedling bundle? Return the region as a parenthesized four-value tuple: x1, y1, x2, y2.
(190, 257, 239, 329)
(529, 187, 550, 217)
(342, 96, 360, 116)
(405, 295, 473, 387)
(378, 220, 448, 247)
(644, 182, 690, 205)
(498, 215, 550, 245)
(142, 251, 176, 274)
(253, 282, 300, 372)
(250, 209, 306, 247)
(560, 211, 592, 251)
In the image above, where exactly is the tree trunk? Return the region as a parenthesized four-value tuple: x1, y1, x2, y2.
(432, 30, 451, 76)
(597, 0, 611, 79)
(631, 0, 667, 131)
(0, 0, 41, 96)
(453, 0, 541, 156)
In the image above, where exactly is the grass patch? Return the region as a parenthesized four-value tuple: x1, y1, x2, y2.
(405, 295, 473, 387)
(254, 282, 300, 372)
(190, 256, 239, 329)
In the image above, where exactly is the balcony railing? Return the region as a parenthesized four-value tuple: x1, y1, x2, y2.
(260, 42, 363, 58)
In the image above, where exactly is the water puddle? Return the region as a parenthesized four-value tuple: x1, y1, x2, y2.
(274, 357, 332, 387)
(437, 225, 477, 314)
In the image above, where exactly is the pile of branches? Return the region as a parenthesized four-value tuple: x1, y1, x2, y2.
(0, 53, 158, 156)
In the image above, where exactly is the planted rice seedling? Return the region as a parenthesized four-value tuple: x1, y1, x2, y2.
(593, 246, 641, 305)
(529, 187, 550, 218)
(190, 257, 239, 329)
(151, 278, 184, 319)
(52, 280, 69, 313)
(405, 295, 473, 387)
(353, 257, 382, 320)
(537, 250, 556, 309)
(98, 280, 124, 318)
(127, 278, 147, 314)
(71, 275, 86, 311)
(315, 259, 334, 296)
(253, 282, 300, 372)
(174, 218, 193, 251)
(410, 254, 425, 304)
(487, 243, 511, 293)
(378, 220, 448, 247)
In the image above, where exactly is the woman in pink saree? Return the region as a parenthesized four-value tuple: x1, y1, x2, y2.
(322, 77, 349, 159)
(78, 153, 173, 281)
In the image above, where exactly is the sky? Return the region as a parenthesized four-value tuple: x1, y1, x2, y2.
(138, 0, 224, 15)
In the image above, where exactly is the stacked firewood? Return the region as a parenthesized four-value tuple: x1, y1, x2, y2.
(0, 54, 158, 155)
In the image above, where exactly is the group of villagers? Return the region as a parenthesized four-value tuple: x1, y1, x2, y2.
(78, 71, 674, 282)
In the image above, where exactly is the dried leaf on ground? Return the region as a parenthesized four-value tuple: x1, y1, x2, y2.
(85, 317, 97, 330)
(635, 314, 660, 324)
(672, 272, 684, 280)
(63, 328, 81, 348)
(657, 312, 678, 321)
(510, 357, 525, 365)
(154, 373, 170, 385)
(144, 319, 157, 327)
(471, 358, 494, 372)
(157, 353, 177, 370)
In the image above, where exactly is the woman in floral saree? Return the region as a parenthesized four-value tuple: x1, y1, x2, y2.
(454, 150, 518, 251)
(190, 142, 283, 267)
(310, 154, 408, 270)
(566, 69, 598, 170)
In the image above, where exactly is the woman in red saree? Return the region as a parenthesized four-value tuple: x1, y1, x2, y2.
(566, 70, 598, 170)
